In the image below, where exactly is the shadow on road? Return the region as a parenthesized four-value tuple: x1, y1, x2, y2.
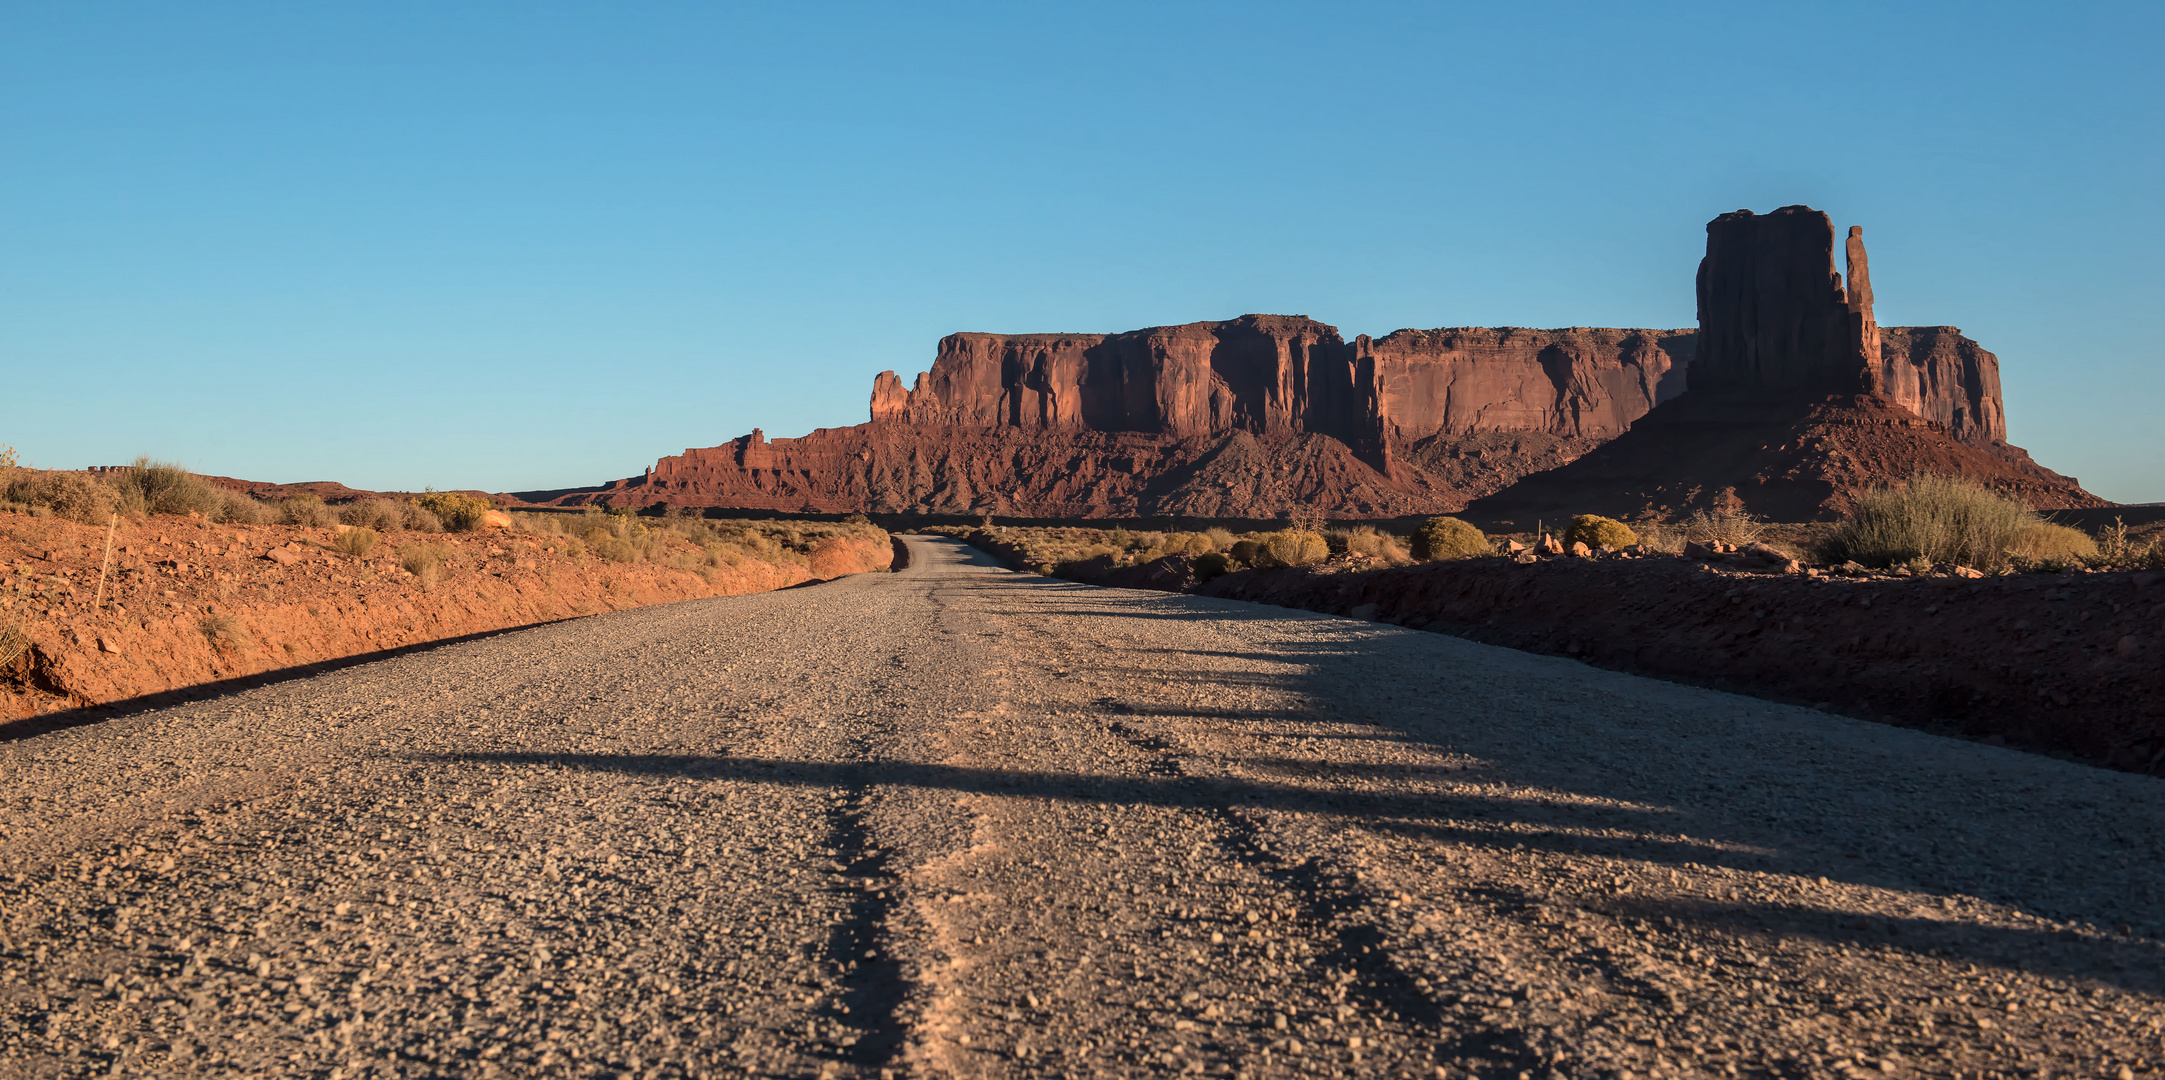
(429, 747, 2165, 997)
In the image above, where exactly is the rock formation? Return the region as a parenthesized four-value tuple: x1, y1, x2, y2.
(562, 206, 2097, 521)
(1467, 207, 2101, 522)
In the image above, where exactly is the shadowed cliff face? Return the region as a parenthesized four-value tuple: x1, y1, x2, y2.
(1470, 207, 2095, 521)
(580, 207, 2075, 520)
(1691, 206, 1882, 396)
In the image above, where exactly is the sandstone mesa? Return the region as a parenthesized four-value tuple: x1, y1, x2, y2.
(553, 206, 2097, 521)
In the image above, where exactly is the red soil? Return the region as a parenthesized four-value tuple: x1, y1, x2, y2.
(1, 513, 891, 728)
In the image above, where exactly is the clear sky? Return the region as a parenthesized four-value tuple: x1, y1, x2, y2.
(3, 2, 2160, 501)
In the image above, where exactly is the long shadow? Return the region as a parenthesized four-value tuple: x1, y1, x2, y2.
(431, 749, 2165, 996)
(1, 618, 586, 743)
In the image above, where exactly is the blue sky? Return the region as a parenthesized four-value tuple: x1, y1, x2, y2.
(3, 2, 2160, 501)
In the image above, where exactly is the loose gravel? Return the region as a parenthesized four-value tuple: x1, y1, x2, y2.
(1, 537, 2159, 1078)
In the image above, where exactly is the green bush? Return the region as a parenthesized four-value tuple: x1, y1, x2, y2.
(1827, 475, 2052, 572)
(1252, 530, 1329, 569)
(1191, 551, 1235, 581)
(1565, 514, 1637, 552)
(414, 490, 493, 532)
(1410, 516, 1490, 560)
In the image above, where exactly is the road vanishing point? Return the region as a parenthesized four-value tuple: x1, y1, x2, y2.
(3, 537, 2161, 1079)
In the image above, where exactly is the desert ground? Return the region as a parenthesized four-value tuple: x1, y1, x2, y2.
(2, 536, 2160, 1079)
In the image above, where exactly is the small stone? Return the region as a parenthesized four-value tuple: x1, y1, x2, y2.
(2116, 635, 2141, 658)
(97, 637, 122, 655)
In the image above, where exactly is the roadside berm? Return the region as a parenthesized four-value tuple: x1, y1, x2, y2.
(0, 512, 892, 729)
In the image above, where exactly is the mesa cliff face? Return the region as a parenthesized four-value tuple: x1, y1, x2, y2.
(1469, 206, 2098, 521)
(575, 205, 2089, 520)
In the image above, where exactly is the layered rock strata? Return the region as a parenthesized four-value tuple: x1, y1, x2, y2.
(1469, 207, 2099, 521)
(576, 206, 2089, 519)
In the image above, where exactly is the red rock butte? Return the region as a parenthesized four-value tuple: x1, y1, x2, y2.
(565, 207, 2099, 521)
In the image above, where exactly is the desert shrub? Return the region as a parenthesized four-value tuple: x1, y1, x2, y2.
(1826, 475, 2046, 572)
(1192, 552, 1235, 581)
(280, 493, 340, 528)
(213, 489, 273, 524)
(106, 457, 223, 518)
(1632, 520, 1684, 555)
(1229, 538, 1263, 566)
(1331, 526, 1410, 563)
(2009, 522, 2098, 565)
(1162, 532, 1213, 556)
(1410, 517, 1490, 561)
(1680, 508, 1766, 548)
(414, 490, 492, 532)
(1203, 527, 1236, 551)
(398, 542, 450, 587)
(1252, 530, 1329, 569)
(340, 498, 406, 532)
(1565, 514, 1637, 552)
(334, 527, 380, 557)
(3, 470, 117, 524)
(588, 531, 640, 563)
(400, 502, 444, 532)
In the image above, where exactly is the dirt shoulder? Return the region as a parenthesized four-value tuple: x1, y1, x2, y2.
(0, 511, 891, 729)
(959, 532, 2165, 777)
(1197, 557, 2165, 776)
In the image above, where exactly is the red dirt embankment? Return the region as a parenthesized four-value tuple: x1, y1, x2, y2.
(1190, 557, 2165, 775)
(1, 514, 891, 725)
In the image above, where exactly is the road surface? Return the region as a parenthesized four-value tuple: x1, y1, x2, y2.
(3, 536, 2161, 1078)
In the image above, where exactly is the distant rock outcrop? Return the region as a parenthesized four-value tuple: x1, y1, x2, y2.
(1468, 206, 2100, 522)
(563, 206, 2094, 520)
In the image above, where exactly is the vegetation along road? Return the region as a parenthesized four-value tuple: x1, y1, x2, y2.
(3, 537, 2160, 1078)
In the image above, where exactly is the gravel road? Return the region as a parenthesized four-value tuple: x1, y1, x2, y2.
(3, 536, 2160, 1079)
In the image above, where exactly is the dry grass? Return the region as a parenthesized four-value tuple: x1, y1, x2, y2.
(398, 542, 451, 588)
(3, 469, 118, 524)
(110, 457, 223, 517)
(1826, 475, 2059, 572)
(2, 459, 278, 525)
(0, 616, 27, 671)
(2008, 522, 2099, 569)
(280, 493, 340, 528)
(334, 527, 381, 558)
(1331, 526, 1412, 564)
(198, 614, 245, 649)
(510, 508, 887, 577)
